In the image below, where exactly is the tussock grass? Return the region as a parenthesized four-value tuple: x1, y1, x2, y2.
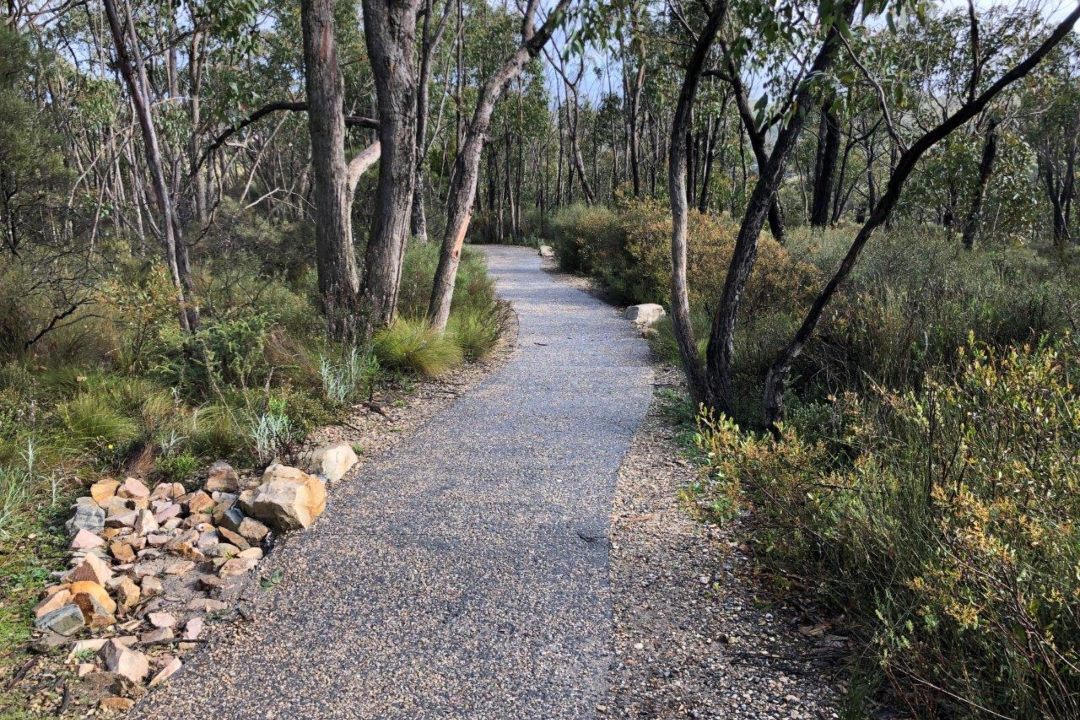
(374, 318, 464, 378)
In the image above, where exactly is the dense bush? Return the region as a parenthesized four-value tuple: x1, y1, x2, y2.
(692, 337, 1080, 718)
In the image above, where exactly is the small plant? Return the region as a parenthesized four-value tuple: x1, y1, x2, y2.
(319, 347, 378, 406)
(248, 398, 296, 465)
(58, 392, 138, 452)
(373, 318, 463, 377)
(155, 452, 199, 483)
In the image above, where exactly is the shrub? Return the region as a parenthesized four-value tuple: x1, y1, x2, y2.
(691, 336, 1080, 718)
(374, 318, 463, 377)
(153, 313, 270, 398)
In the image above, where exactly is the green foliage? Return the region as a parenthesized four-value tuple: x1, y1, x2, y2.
(154, 313, 271, 398)
(374, 318, 464, 378)
(154, 452, 199, 484)
(692, 337, 1080, 718)
(319, 347, 379, 407)
(58, 393, 138, 452)
(448, 305, 504, 360)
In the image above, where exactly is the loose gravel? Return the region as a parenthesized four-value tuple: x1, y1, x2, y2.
(130, 246, 654, 719)
(605, 365, 845, 719)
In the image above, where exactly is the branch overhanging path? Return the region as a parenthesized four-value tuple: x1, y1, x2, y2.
(130, 246, 654, 719)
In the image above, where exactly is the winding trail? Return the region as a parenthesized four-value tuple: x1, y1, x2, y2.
(134, 246, 654, 719)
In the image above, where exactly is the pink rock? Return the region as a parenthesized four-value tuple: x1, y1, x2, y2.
(70, 529, 104, 550)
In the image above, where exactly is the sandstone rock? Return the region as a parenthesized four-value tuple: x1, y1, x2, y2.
(116, 577, 141, 610)
(110, 542, 136, 564)
(141, 626, 174, 643)
(219, 557, 258, 577)
(186, 490, 214, 514)
(148, 611, 176, 628)
(99, 696, 135, 712)
(99, 640, 149, 684)
(153, 503, 181, 524)
(90, 479, 121, 504)
(163, 558, 195, 576)
(625, 303, 666, 326)
(140, 576, 163, 598)
(240, 464, 326, 531)
(207, 542, 241, 558)
(183, 616, 204, 640)
(305, 441, 359, 482)
(237, 517, 269, 543)
(538, 244, 555, 258)
(187, 597, 227, 613)
(71, 529, 105, 550)
(67, 638, 109, 660)
(66, 501, 105, 536)
(216, 527, 249, 550)
(70, 581, 117, 627)
(237, 547, 263, 560)
(205, 461, 239, 493)
(68, 554, 113, 585)
(119, 477, 149, 499)
(106, 510, 138, 529)
(34, 589, 73, 619)
(134, 509, 159, 535)
(34, 604, 85, 636)
(146, 533, 171, 547)
(149, 657, 182, 687)
(101, 496, 131, 514)
(78, 662, 96, 677)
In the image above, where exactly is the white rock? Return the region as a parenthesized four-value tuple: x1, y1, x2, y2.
(625, 303, 666, 326)
(538, 244, 555, 258)
(304, 441, 359, 483)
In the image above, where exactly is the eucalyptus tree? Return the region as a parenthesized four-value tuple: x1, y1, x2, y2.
(427, 0, 570, 332)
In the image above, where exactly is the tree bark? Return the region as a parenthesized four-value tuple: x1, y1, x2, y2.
(103, 0, 194, 332)
(427, 0, 569, 331)
(704, 1, 857, 414)
(669, 0, 727, 406)
(810, 100, 841, 228)
(301, 0, 361, 340)
(409, 0, 452, 242)
(362, 0, 421, 335)
(961, 117, 999, 249)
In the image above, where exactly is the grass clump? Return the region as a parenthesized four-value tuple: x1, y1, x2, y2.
(320, 347, 379, 406)
(448, 305, 504, 360)
(374, 318, 464, 377)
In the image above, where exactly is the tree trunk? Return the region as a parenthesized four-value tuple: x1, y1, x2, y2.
(361, 0, 421, 335)
(810, 100, 840, 228)
(428, 0, 569, 331)
(301, 0, 361, 340)
(704, 1, 857, 414)
(409, 0, 452, 243)
(103, 0, 194, 332)
(669, 0, 727, 406)
(961, 118, 999, 249)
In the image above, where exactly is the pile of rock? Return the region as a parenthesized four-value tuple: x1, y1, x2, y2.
(31, 442, 358, 713)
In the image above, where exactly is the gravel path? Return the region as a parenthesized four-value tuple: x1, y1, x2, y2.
(132, 245, 654, 720)
(606, 366, 844, 719)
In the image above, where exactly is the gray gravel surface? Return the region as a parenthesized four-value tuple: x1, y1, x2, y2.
(606, 366, 844, 719)
(132, 245, 654, 719)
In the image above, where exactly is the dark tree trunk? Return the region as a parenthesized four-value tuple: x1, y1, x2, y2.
(704, 1, 857, 414)
(362, 0, 421, 335)
(961, 118, 999, 249)
(301, 0, 361, 340)
(810, 100, 840, 228)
